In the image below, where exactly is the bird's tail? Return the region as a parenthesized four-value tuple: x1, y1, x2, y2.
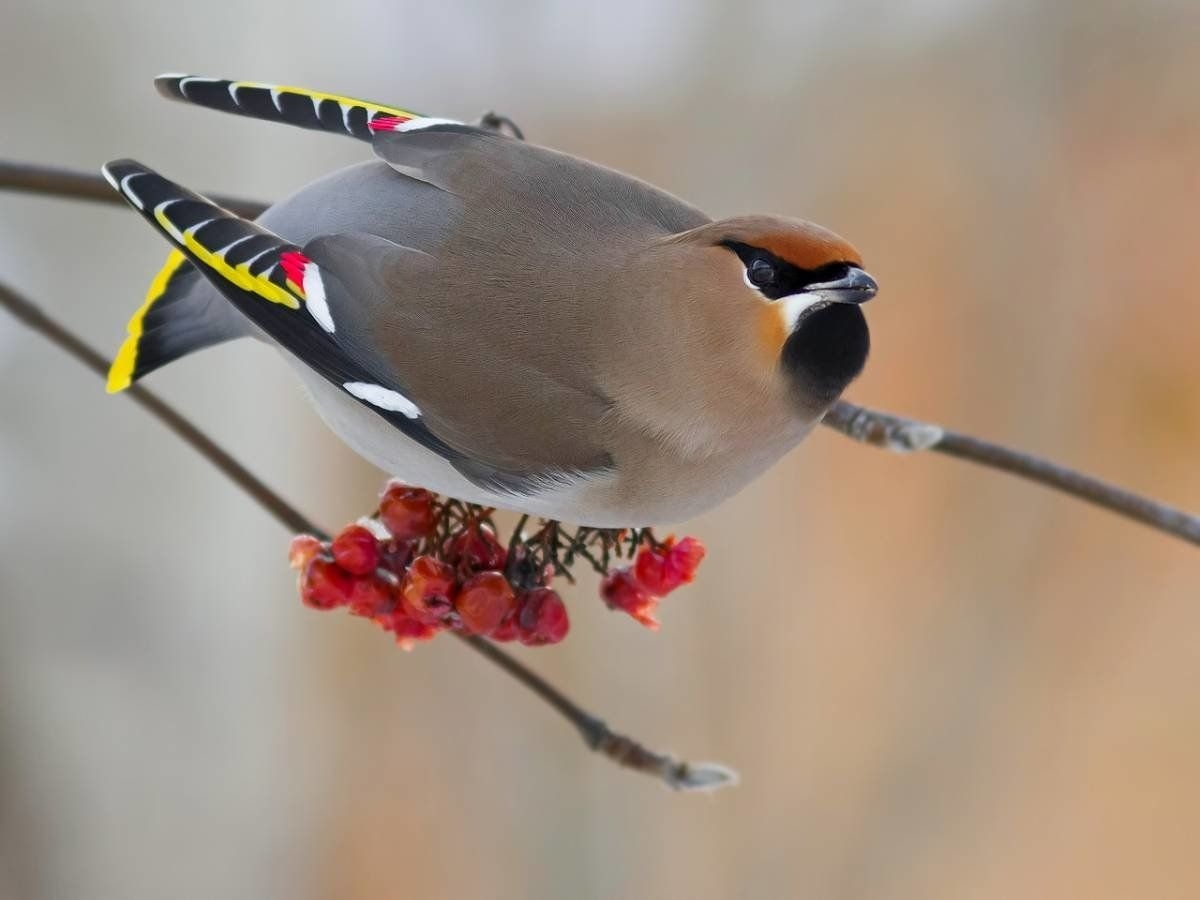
(105, 247, 247, 393)
(154, 74, 425, 143)
(103, 161, 265, 393)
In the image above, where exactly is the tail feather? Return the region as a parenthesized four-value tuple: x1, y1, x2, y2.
(103, 158, 338, 393)
(154, 74, 427, 142)
(103, 157, 316, 392)
(107, 249, 244, 393)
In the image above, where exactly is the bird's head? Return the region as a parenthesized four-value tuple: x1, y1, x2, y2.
(661, 214, 876, 412)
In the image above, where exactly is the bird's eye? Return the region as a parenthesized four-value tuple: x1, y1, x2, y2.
(747, 257, 778, 289)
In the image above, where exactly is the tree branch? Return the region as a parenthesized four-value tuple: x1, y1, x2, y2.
(0, 279, 736, 792)
(3, 153, 1197, 788)
(821, 401, 1200, 547)
(0, 160, 267, 219)
(7, 159, 1195, 549)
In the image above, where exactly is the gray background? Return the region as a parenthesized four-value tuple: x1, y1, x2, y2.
(3, 1, 1200, 898)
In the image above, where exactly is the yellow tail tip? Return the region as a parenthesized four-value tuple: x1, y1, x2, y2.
(106, 248, 189, 394)
(106, 338, 136, 393)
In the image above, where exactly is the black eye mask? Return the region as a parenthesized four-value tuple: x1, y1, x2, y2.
(720, 241, 853, 301)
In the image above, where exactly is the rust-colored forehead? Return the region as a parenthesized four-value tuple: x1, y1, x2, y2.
(718, 216, 863, 270)
(756, 229, 862, 269)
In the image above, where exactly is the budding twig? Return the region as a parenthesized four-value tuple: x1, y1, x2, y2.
(0, 279, 736, 793)
(822, 401, 1200, 547)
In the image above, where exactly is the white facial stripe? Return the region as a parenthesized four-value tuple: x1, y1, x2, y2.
(778, 292, 826, 331)
(302, 265, 335, 333)
(343, 382, 421, 418)
(742, 266, 841, 330)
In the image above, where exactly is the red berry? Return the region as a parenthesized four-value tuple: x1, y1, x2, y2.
(443, 522, 507, 576)
(633, 536, 707, 595)
(455, 571, 517, 635)
(288, 534, 324, 570)
(379, 483, 436, 541)
(301, 557, 356, 610)
(378, 537, 418, 575)
(490, 612, 521, 643)
(331, 524, 381, 576)
(399, 555, 458, 625)
(665, 536, 706, 586)
(600, 568, 660, 630)
(347, 574, 393, 618)
(518, 587, 570, 645)
(390, 615, 441, 651)
(633, 545, 671, 595)
(375, 606, 441, 650)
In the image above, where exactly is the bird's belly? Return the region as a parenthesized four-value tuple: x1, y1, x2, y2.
(293, 366, 810, 527)
(588, 422, 816, 525)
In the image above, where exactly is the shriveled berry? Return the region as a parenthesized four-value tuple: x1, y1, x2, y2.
(379, 483, 436, 541)
(288, 534, 324, 570)
(347, 574, 393, 618)
(600, 568, 660, 630)
(376, 607, 442, 651)
(399, 555, 458, 625)
(633, 546, 670, 595)
(634, 536, 707, 595)
(301, 557, 356, 610)
(331, 524, 381, 576)
(518, 587, 570, 645)
(664, 536, 706, 586)
(455, 571, 517, 635)
(443, 522, 507, 576)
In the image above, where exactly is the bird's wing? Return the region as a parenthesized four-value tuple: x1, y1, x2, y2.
(103, 159, 614, 495)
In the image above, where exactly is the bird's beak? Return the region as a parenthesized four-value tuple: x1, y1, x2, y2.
(803, 266, 878, 305)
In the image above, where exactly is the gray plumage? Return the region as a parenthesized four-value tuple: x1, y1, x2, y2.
(105, 80, 877, 526)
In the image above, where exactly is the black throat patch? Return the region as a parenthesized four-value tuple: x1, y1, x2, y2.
(781, 303, 870, 405)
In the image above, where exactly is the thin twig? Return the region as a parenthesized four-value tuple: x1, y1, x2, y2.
(0, 160, 267, 219)
(0, 281, 316, 536)
(0, 279, 735, 792)
(822, 401, 1200, 547)
(460, 638, 736, 790)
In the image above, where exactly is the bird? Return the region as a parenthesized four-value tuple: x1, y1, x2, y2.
(103, 75, 878, 528)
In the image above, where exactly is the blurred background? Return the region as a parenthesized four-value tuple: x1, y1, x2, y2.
(2, 1, 1200, 897)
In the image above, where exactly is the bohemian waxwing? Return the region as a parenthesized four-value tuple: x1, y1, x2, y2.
(103, 75, 878, 527)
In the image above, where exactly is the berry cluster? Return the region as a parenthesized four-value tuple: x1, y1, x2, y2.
(599, 537, 707, 629)
(288, 481, 705, 650)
